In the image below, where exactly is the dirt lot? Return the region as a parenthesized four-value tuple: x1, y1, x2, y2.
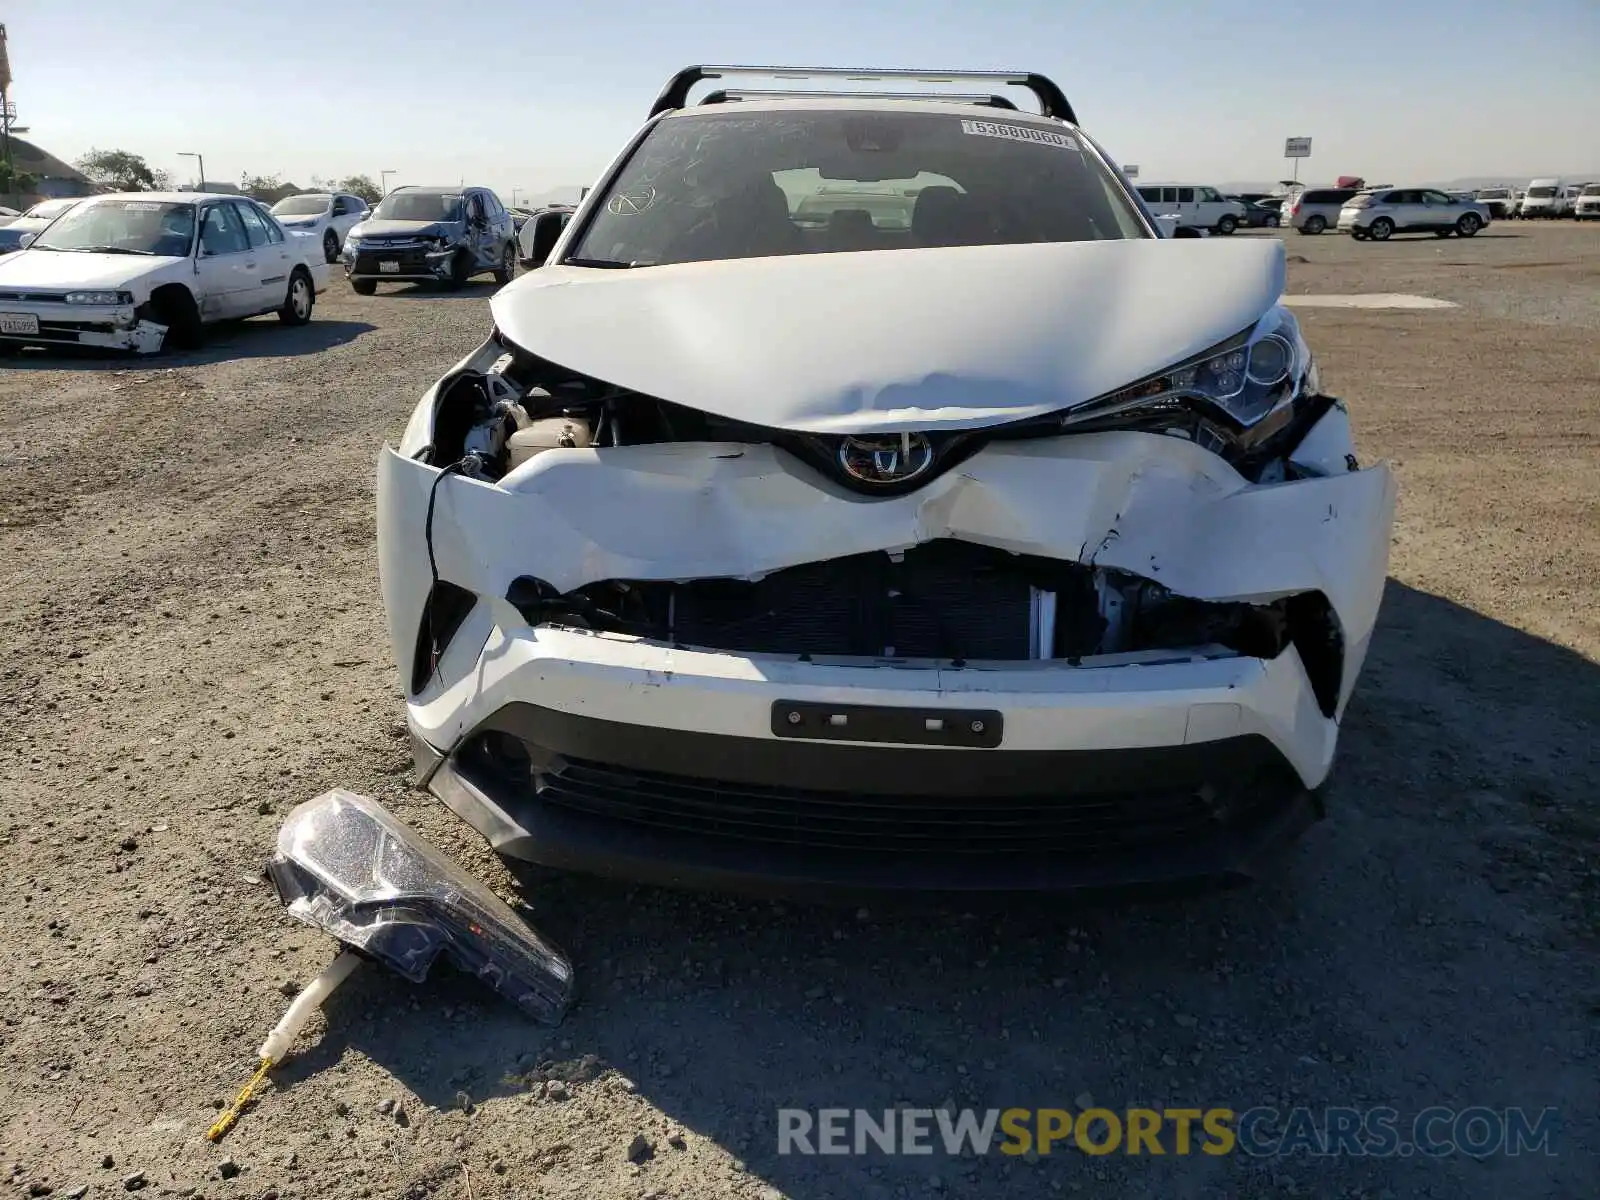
(1, 222, 1596, 1200)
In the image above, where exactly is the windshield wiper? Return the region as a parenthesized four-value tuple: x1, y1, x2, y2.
(562, 256, 641, 269)
(79, 245, 157, 256)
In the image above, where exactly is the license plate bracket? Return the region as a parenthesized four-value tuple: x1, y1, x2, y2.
(771, 700, 1002, 748)
(0, 312, 40, 335)
(378, 260, 401, 274)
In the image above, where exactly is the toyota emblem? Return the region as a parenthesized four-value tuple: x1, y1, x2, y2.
(837, 433, 935, 486)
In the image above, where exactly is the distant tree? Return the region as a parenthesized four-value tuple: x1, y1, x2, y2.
(335, 174, 382, 204)
(240, 172, 281, 199)
(150, 167, 174, 191)
(76, 148, 160, 191)
(240, 173, 306, 203)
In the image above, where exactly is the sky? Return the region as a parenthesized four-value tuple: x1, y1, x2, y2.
(3, 0, 1596, 201)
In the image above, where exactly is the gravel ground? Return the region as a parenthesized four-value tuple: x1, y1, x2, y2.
(1, 222, 1596, 1200)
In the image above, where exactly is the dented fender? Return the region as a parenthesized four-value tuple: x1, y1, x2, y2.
(377, 424, 1396, 710)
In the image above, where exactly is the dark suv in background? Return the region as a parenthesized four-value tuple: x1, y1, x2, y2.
(343, 185, 517, 293)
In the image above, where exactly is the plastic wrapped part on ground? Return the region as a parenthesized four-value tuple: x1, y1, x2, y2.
(265, 789, 573, 1025)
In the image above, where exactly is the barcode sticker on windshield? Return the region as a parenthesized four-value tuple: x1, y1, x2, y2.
(960, 120, 1077, 150)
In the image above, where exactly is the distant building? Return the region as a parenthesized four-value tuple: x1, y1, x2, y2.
(7, 136, 96, 200)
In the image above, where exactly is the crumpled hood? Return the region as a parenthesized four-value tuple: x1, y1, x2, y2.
(353, 219, 453, 240)
(491, 239, 1287, 433)
(0, 249, 179, 290)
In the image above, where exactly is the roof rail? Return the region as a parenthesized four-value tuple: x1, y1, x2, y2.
(648, 66, 1076, 124)
(699, 88, 1020, 111)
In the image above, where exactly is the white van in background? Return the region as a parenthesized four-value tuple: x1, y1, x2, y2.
(1135, 184, 1247, 235)
(1573, 183, 1600, 221)
(1519, 179, 1572, 218)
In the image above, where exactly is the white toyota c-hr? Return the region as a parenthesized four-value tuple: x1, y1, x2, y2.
(376, 66, 1397, 896)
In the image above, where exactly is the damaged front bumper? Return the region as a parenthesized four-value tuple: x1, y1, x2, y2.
(0, 301, 166, 353)
(378, 425, 1396, 894)
(344, 244, 459, 283)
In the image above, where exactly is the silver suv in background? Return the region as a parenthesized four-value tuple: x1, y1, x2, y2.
(1283, 187, 1360, 234)
(1337, 188, 1490, 241)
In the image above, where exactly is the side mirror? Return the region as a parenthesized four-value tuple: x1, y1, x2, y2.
(526, 213, 566, 267)
(17, 232, 34, 249)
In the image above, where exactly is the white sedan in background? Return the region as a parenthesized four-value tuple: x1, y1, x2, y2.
(0, 192, 330, 355)
(269, 191, 372, 263)
(0, 196, 84, 254)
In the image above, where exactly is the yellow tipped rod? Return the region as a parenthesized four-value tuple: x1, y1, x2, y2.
(206, 949, 363, 1142)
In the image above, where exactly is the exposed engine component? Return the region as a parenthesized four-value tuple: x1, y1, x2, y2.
(423, 338, 1345, 491)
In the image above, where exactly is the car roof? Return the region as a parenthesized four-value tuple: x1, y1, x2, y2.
(656, 95, 1080, 128)
(78, 191, 261, 204)
(391, 185, 473, 195)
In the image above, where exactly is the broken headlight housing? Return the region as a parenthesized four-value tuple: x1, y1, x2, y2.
(1067, 308, 1315, 432)
(266, 789, 573, 1025)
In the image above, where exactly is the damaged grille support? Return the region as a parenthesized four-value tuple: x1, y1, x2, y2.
(497, 539, 1345, 713)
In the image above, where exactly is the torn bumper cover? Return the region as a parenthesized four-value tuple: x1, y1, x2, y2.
(0, 301, 167, 353)
(379, 427, 1396, 894)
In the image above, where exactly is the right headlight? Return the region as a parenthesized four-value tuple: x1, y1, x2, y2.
(1067, 307, 1314, 432)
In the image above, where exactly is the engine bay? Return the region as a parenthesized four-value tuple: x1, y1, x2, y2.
(421, 334, 1344, 491)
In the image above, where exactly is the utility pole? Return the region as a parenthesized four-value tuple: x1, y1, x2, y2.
(178, 151, 206, 191)
(380, 170, 397, 195)
(1, 23, 16, 170)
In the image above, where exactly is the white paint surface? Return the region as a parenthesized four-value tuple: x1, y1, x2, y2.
(1283, 293, 1459, 310)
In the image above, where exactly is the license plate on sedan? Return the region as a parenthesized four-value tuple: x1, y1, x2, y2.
(0, 312, 39, 335)
(378, 261, 401, 274)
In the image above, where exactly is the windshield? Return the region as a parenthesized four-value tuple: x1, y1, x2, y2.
(31, 199, 197, 256)
(1527, 186, 1557, 198)
(271, 194, 331, 217)
(568, 109, 1147, 268)
(1478, 189, 1510, 199)
(371, 191, 464, 222)
(1581, 185, 1600, 197)
(22, 198, 79, 221)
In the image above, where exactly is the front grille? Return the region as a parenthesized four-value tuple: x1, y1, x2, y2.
(663, 541, 1096, 661)
(39, 320, 116, 334)
(526, 754, 1277, 857)
(352, 248, 431, 274)
(0, 290, 66, 304)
